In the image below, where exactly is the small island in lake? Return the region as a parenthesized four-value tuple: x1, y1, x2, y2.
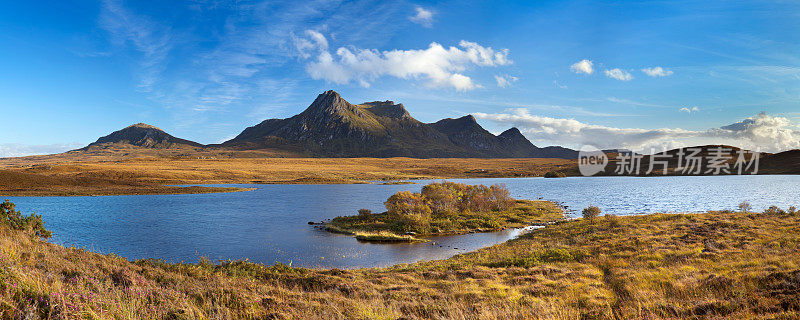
(324, 181, 565, 242)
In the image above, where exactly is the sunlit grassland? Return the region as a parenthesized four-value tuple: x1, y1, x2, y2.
(1, 206, 799, 319)
(0, 156, 575, 196)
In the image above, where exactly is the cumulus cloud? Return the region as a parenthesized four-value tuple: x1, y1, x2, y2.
(605, 68, 633, 81)
(475, 108, 694, 150)
(0, 143, 83, 158)
(296, 32, 511, 90)
(495, 74, 518, 88)
(642, 66, 673, 77)
(708, 112, 800, 152)
(474, 109, 800, 152)
(409, 6, 434, 27)
(679, 106, 700, 113)
(570, 59, 594, 75)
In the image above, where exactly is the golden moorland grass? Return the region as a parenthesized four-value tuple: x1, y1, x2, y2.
(0, 155, 575, 196)
(0, 170, 252, 196)
(1, 205, 799, 319)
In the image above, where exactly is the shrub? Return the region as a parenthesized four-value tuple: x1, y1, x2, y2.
(384, 191, 431, 218)
(604, 213, 621, 227)
(419, 181, 513, 214)
(544, 171, 566, 178)
(789, 206, 797, 215)
(0, 200, 51, 238)
(764, 206, 786, 215)
(421, 183, 459, 215)
(459, 185, 491, 212)
(488, 184, 513, 211)
(357, 209, 372, 216)
(582, 205, 601, 221)
(738, 201, 752, 213)
(391, 214, 430, 234)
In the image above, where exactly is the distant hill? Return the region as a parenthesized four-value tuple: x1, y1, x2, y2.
(759, 149, 800, 174)
(597, 145, 775, 176)
(221, 90, 578, 158)
(82, 123, 202, 150)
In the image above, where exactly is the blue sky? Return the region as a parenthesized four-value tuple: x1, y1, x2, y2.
(1, 0, 799, 156)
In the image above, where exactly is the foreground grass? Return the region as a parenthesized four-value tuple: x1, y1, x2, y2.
(2, 209, 799, 319)
(328, 200, 564, 240)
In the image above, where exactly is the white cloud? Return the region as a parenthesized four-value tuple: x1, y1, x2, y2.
(553, 80, 567, 89)
(474, 109, 800, 152)
(679, 106, 700, 113)
(495, 74, 518, 88)
(0, 143, 83, 158)
(605, 68, 633, 81)
(297, 32, 511, 90)
(409, 6, 434, 27)
(475, 108, 693, 150)
(293, 30, 329, 59)
(708, 112, 800, 152)
(570, 59, 594, 75)
(304, 30, 328, 50)
(642, 66, 674, 77)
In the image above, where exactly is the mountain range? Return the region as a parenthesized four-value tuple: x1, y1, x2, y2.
(83, 90, 579, 159)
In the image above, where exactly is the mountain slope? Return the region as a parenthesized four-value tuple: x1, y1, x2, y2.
(758, 149, 800, 174)
(222, 90, 577, 158)
(82, 123, 202, 150)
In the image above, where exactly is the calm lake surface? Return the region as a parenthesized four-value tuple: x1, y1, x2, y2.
(6, 175, 800, 269)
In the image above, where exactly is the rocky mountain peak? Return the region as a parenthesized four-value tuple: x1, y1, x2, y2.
(433, 115, 483, 133)
(360, 100, 412, 119)
(454, 115, 481, 128)
(498, 127, 524, 139)
(301, 90, 367, 121)
(126, 123, 160, 130)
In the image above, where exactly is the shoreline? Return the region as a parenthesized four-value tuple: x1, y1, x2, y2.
(0, 186, 256, 197)
(5, 172, 800, 197)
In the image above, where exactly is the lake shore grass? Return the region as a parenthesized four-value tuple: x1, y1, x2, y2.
(354, 231, 423, 243)
(1, 205, 799, 319)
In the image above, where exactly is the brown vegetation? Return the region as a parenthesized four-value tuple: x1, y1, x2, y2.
(0, 156, 574, 196)
(0, 169, 250, 196)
